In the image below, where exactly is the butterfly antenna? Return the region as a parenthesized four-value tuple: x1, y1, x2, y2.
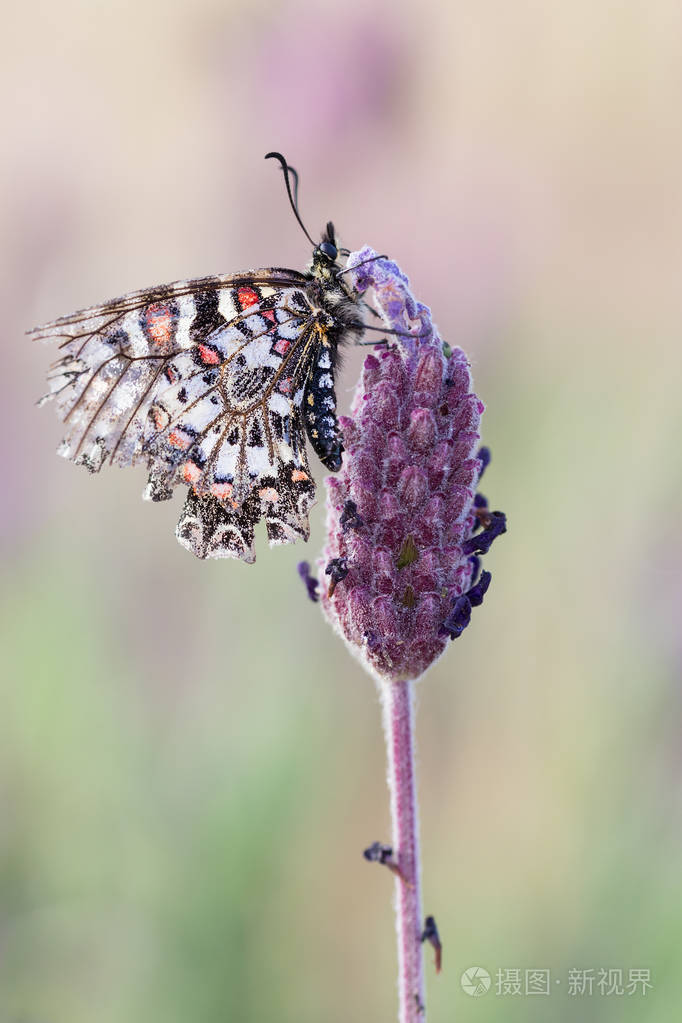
(288, 164, 300, 208)
(353, 322, 432, 339)
(265, 152, 317, 248)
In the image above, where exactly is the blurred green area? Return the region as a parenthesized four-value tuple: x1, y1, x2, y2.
(3, 0, 682, 1020)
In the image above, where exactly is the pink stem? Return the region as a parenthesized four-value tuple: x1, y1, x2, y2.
(381, 679, 425, 1021)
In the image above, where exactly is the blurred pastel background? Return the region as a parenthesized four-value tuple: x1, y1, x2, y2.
(2, 1, 681, 1020)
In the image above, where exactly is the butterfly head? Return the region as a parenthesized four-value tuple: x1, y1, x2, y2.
(318, 222, 339, 263)
(312, 221, 353, 285)
(264, 155, 351, 275)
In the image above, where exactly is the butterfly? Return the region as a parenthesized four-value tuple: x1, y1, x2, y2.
(30, 153, 387, 563)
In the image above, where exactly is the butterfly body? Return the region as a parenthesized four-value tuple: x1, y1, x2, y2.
(31, 223, 365, 563)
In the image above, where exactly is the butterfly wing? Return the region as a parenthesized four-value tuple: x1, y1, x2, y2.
(31, 270, 324, 562)
(31, 270, 307, 466)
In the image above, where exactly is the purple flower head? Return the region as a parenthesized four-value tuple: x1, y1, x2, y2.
(317, 249, 506, 683)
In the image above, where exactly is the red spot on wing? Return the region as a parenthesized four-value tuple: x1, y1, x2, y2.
(169, 429, 192, 450)
(258, 487, 279, 503)
(146, 304, 173, 350)
(198, 343, 221, 365)
(210, 481, 239, 508)
(237, 287, 259, 310)
(150, 404, 170, 430)
(182, 461, 202, 484)
(274, 338, 291, 356)
(210, 482, 234, 500)
(262, 309, 276, 324)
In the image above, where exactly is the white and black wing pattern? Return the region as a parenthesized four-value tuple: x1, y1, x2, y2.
(30, 270, 332, 562)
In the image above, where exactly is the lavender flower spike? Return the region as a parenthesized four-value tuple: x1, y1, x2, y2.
(315, 249, 505, 1023)
(319, 248, 505, 682)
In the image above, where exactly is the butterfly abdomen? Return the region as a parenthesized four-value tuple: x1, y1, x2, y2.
(300, 265, 365, 473)
(303, 339, 343, 471)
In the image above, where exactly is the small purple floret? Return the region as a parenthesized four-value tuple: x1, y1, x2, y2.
(476, 446, 491, 478)
(325, 557, 349, 597)
(340, 499, 364, 533)
(441, 596, 472, 639)
(365, 630, 381, 651)
(462, 511, 507, 555)
(325, 556, 349, 583)
(297, 561, 319, 603)
(467, 569, 491, 607)
(440, 570, 492, 638)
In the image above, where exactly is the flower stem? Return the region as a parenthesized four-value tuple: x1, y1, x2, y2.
(381, 678, 425, 1021)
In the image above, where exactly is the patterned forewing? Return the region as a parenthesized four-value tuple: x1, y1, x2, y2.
(32, 271, 321, 561)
